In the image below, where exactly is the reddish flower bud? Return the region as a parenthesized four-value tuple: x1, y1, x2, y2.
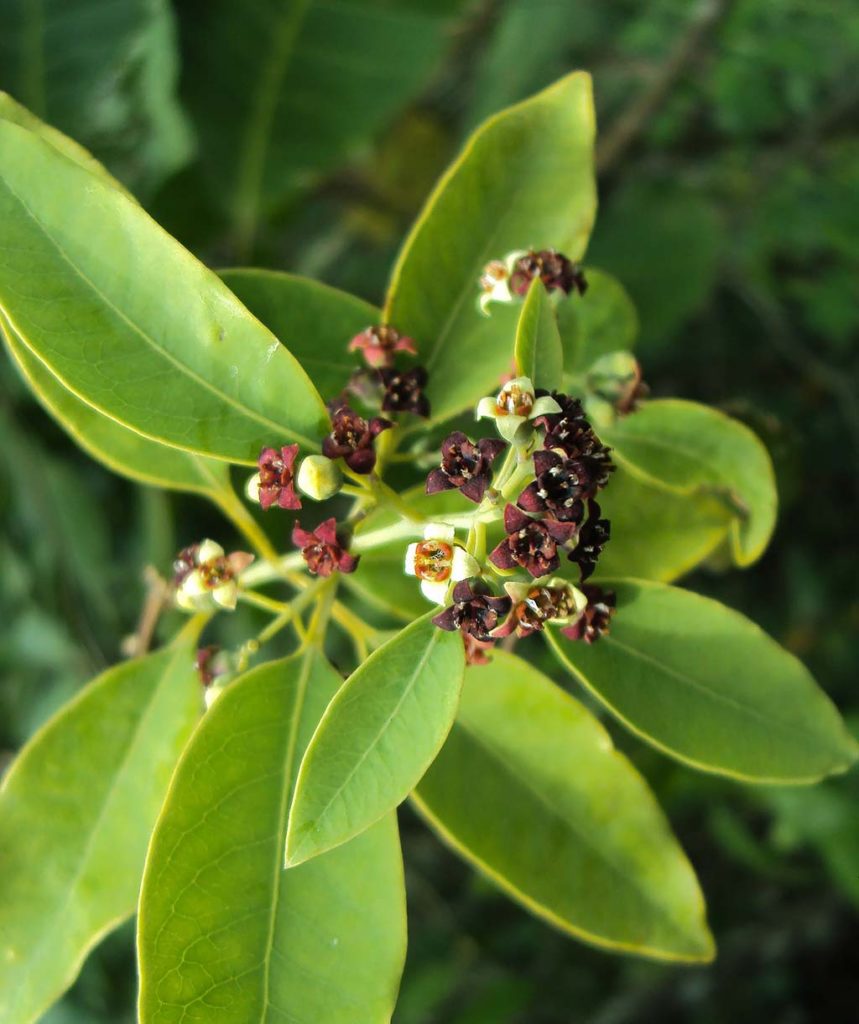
(254, 444, 301, 511)
(561, 585, 616, 643)
(379, 366, 431, 418)
(508, 250, 587, 298)
(348, 325, 417, 369)
(426, 432, 507, 504)
(322, 403, 392, 475)
(488, 505, 575, 579)
(292, 518, 359, 577)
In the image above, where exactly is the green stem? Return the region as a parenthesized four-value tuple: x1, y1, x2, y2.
(238, 590, 290, 615)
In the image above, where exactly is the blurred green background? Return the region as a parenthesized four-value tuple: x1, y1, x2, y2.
(1, 0, 857, 1020)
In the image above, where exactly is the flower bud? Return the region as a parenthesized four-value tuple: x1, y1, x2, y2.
(296, 454, 343, 501)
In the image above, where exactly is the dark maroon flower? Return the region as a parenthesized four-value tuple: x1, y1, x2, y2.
(292, 518, 359, 576)
(517, 449, 595, 522)
(533, 392, 614, 474)
(494, 582, 585, 639)
(379, 366, 430, 418)
(488, 504, 575, 578)
(348, 325, 417, 369)
(509, 250, 587, 298)
(567, 500, 611, 581)
(322, 403, 392, 475)
(561, 585, 616, 643)
(433, 579, 511, 642)
(256, 444, 301, 511)
(426, 432, 507, 504)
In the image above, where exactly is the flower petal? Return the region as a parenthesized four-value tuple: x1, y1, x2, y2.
(404, 543, 418, 576)
(421, 579, 450, 605)
(451, 547, 479, 581)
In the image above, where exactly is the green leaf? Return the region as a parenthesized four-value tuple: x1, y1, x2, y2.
(513, 279, 563, 388)
(2, 319, 231, 498)
(0, 620, 203, 1024)
(182, 0, 463, 248)
(548, 580, 858, 783)
(594, 462, 733, 582)
(556, 267, 638, 376)
(385, 73, 597, 423)
(601, 399, 778, 565)
(413, 651, 713, 962)
(0, 0, 191, 192)
(0, 118, 328, 463)
(219, 269, 379, 404)
(138, 651, 406, 1023)
(0, 92, 132, 198)
(286, 613, 465, 866)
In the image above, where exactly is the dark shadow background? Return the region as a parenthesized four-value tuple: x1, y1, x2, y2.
(1, 0, 857, 1021)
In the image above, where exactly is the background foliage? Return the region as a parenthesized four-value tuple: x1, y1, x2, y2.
(1, 0, 857, 1020)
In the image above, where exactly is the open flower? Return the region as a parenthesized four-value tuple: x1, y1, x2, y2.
(494, 579, 587, 639)
(488, 504, 575, 578)
(292, 518, 359, 576)
(348, 325, 417, 368)
(404, 524, 479, 604)
(476, 376, 561, 445)
(517, 449, 605, 520)
(379, 366, 431, 418)
(560, 584, 616, 643)
(567, 500, 611, 581)
(508, 249, 587, 298)
(247, 444, 301, 511)
(322, 403, 392, 475)
(432, 579, 511, 642)
(426, 431, 507, 504)
(173, 540, 253, 612)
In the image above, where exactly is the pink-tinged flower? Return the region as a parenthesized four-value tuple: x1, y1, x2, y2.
(348, 325, 417, 369)
(488, 505, 575, 578)
(173, 540, 254, 612)
(567, 500, 611, 581)
(508, 249, 587, 298)
(248, 444, 301, 511)
(426, 432, 507, 504)
(432, 579, 511, 642)
(517, 449, 605, 521)
(292, 518, 359, 576)
(493, 579, 587, 639)
(560, 585, 616, 643)
(379, 366, 431, 418)
(321, 403, 392, 475)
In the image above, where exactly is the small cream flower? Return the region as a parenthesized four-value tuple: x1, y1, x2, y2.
(476, 376, 561, 444)
(174, 540, 253, 613)
(404, 524, 479, 605)
(477, 250, 527, 315)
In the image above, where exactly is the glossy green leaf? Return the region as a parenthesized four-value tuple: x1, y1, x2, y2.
(548, 580, 858, 783)
(0, 92, 132, 197)
(0, 0, 191, 192)
(601, 400, 777, 565)
(2, 320, 231, 498)
(0, 620, 203, 1024)
(286, 613, 465, 866)
(413, 651, 714, 962)
(593, 463, 733, 582)
(0, 119, 328, 464)
(556, 267, 638, 376)
(138, 651, 406, 1023)
(385, 73, 597, 423)
(182, 0, 463, 247)
(220, 269, 379, 403)
(514, 279, 564, 389)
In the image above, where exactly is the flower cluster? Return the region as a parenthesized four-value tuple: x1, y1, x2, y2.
(479, 249, 587, 313)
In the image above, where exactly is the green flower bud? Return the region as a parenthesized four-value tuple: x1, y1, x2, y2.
(296, 454, 343, 501)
